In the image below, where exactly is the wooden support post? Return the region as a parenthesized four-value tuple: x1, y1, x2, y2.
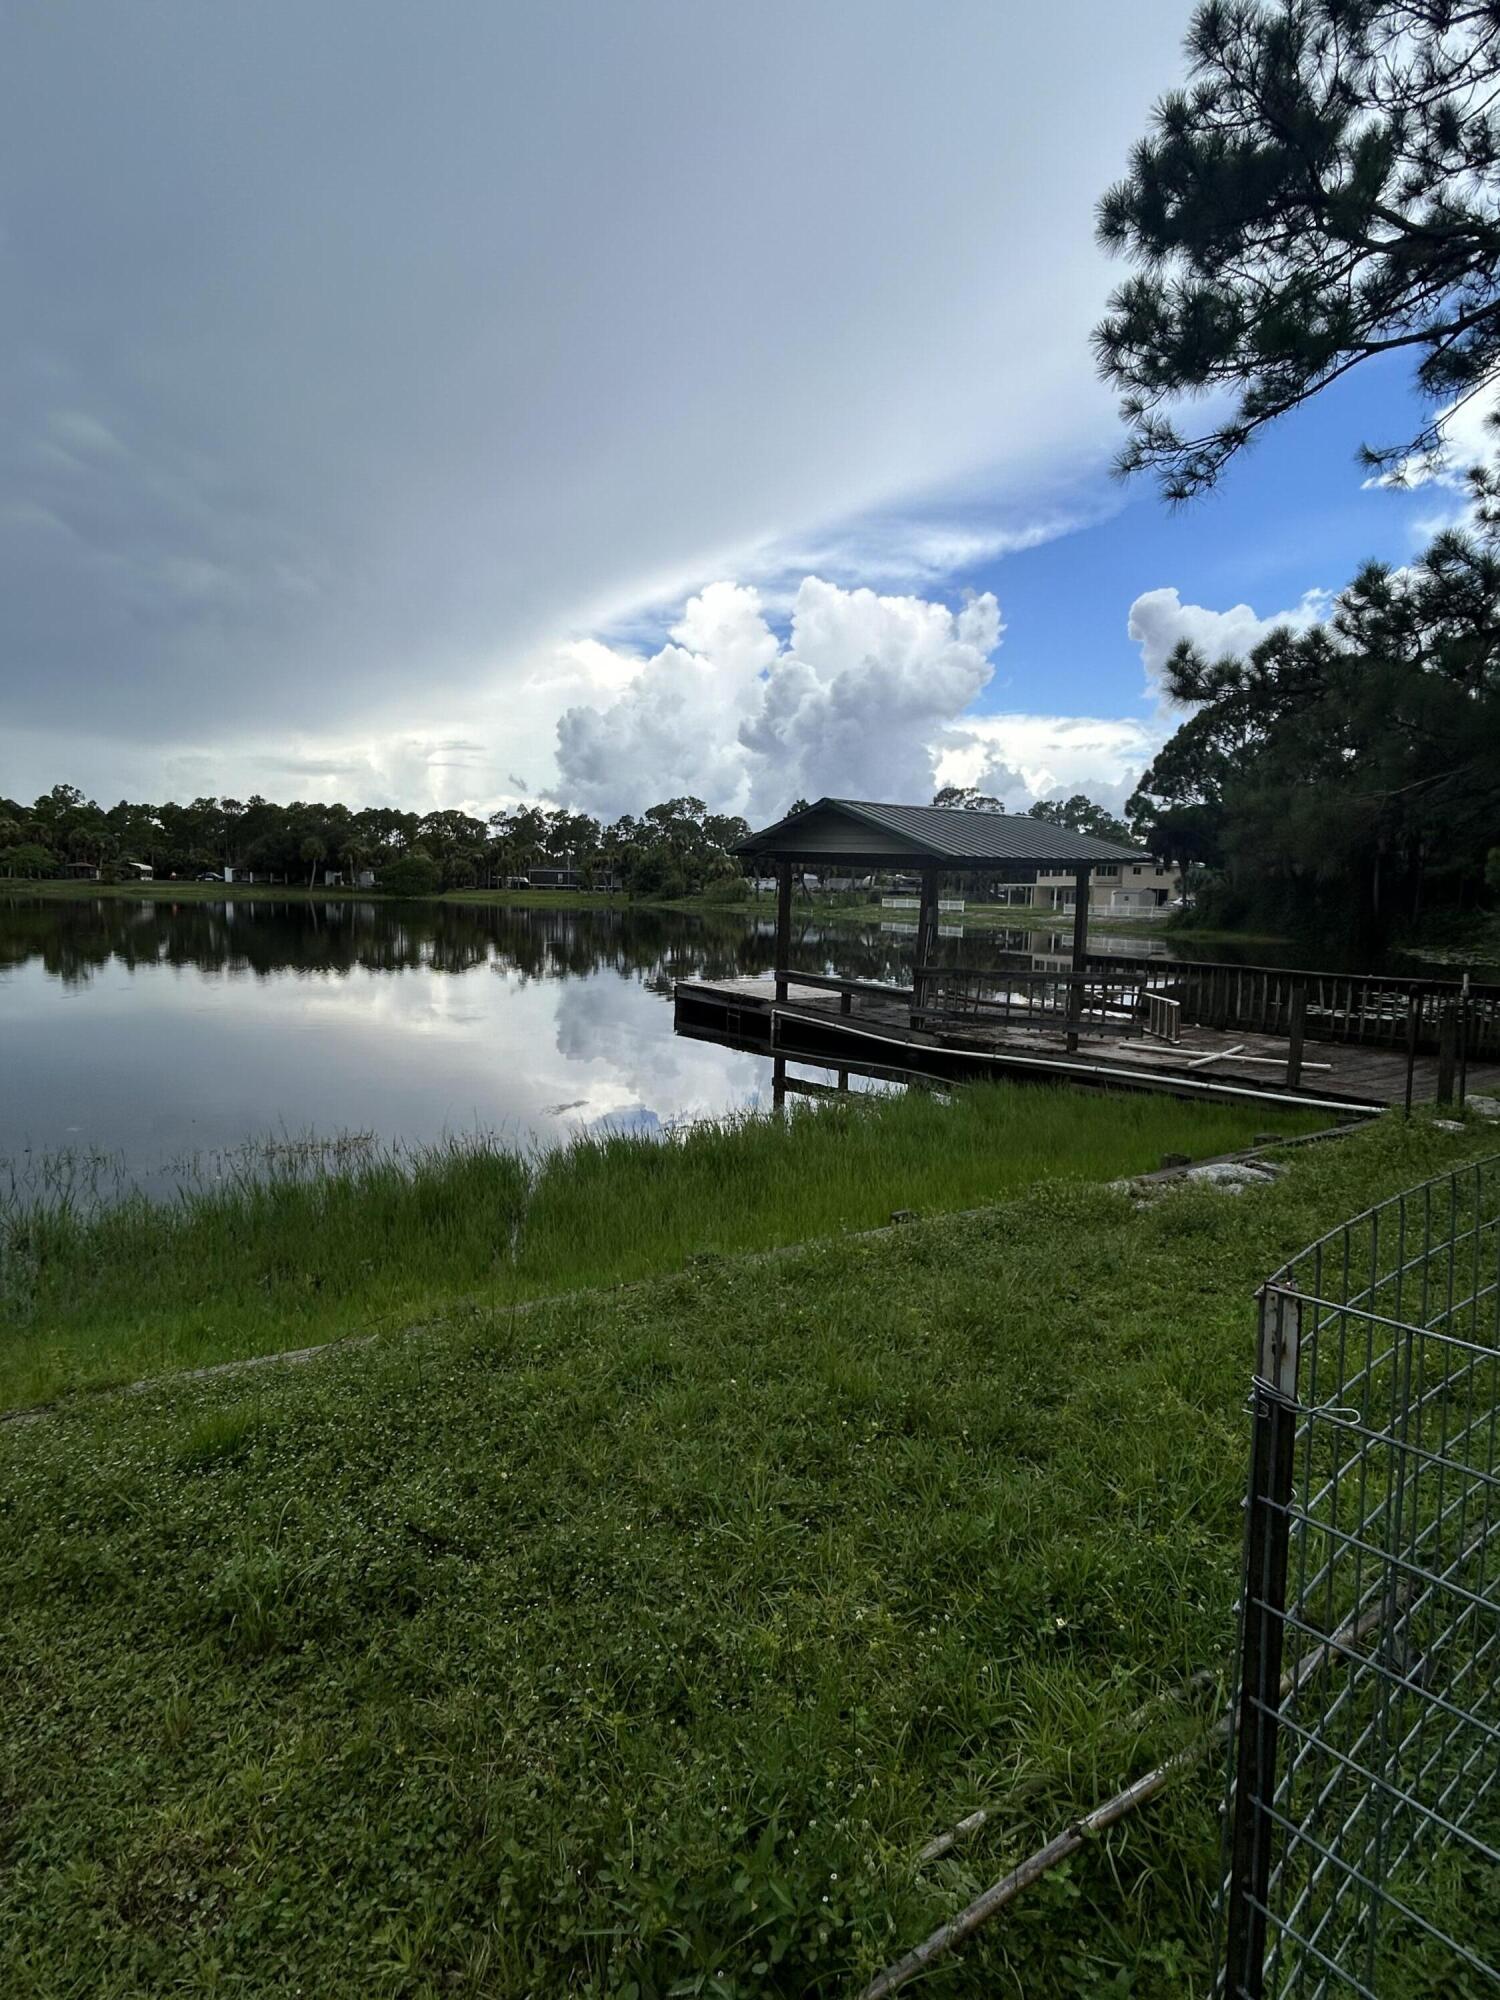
(1404, 990, 1421, 1119)
(1436, 1001, 1457, 1104)
(911, 870, 938, 1028)
(1065, 865, 1089, 1052)
(1285, 981, 1305, 1089)
(774, 861, 792, 1004)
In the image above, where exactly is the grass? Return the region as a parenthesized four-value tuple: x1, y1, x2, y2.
(1, 1111, 1495, 1998)
(2, 878, 630, 911)
(0, 1084, 1332, 1411)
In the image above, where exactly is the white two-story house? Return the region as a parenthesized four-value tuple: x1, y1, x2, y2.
(1031, 856, 1180, 915)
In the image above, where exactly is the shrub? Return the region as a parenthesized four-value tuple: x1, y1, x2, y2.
(380, 850, 442, 898)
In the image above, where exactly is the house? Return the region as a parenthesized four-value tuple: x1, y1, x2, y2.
(1031, 856, 1178, 914)
(62, 862, 101, 880)
(528, 867, 583, 889)
(120, 860, 154, 881)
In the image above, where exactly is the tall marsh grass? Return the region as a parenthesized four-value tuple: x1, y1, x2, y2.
(0, 1082, 1329, 1408)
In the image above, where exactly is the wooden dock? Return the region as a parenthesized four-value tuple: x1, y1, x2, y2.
(675, 974, 1500, 1114)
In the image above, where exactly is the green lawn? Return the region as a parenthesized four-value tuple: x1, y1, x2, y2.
(2, 1111, 1494, 1997)
(1, 878, 632, 911)
(0, 1085, 1332, 1412)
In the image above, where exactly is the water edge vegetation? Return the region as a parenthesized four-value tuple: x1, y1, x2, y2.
(0, 1081, 1331, 1412)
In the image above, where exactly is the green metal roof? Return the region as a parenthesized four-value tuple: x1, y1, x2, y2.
(735, 797, 1146, 868)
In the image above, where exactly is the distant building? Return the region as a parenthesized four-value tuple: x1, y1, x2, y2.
(63, 862, 101, 879)
(1031, 857, 1178, 914)
(119, 859, 154, 881)
(528, 867, 583, 889)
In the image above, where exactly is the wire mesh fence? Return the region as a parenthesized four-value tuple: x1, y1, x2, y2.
(1221, 1153, 1500, 1999)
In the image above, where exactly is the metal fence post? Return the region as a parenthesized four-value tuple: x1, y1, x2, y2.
(1224, 1288, 1301, 1999)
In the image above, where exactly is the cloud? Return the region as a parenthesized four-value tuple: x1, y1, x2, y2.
(6, 567, 1175, 834)
(1364, 381, 1500, 497)
(937, 713, 1161, 817)
(1127, 586, 1331, 707)
(0, 1, 1189, 800)
(741, 494, 1115, 598)
(45, 408, 126, 461)
(555, 576, 1002, 821)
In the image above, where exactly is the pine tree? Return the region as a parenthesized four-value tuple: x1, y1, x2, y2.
(1096, 1, 1500, 498)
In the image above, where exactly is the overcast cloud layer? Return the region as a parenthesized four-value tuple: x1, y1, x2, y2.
(1, 1, 1202, 814)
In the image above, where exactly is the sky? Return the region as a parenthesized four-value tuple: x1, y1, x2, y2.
(0, 1, 1479, 827)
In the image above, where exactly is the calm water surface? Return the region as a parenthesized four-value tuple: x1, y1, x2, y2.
(1, 897, 915, 1192)
(0, 894, 1453, 1196)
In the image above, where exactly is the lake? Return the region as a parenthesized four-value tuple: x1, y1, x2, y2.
(0, 893, 1459, 1197)
(2, 895, 935, 1194)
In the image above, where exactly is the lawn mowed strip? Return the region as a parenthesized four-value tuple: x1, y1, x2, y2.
(2, 1113, 1493, 1997)
(0, 1082, 1330, 1410)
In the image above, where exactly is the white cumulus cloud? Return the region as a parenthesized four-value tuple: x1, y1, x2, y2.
(937, 713, 1161, 818)
(1127, 585, 1330, 708)
(555, 577, 1002, 822)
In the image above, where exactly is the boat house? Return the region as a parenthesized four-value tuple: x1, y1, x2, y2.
(667, 796, 1500, 1114)
(735, 796, 1141, 1033)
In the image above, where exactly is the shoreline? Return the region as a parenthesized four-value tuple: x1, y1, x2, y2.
(0, 874, 1267, 944)
(0, 1082, 1332, 1412)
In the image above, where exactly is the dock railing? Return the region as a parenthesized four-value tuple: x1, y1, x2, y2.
(758, 955, 1494, 1101)
(913, 963, 1141, 1040)
(1084, 957, 1499, 1066)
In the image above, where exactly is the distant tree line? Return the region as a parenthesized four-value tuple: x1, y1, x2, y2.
(0, 787, 754, 899)
(1, 785, 1154, 901)
(933, 786, 1134, 844)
